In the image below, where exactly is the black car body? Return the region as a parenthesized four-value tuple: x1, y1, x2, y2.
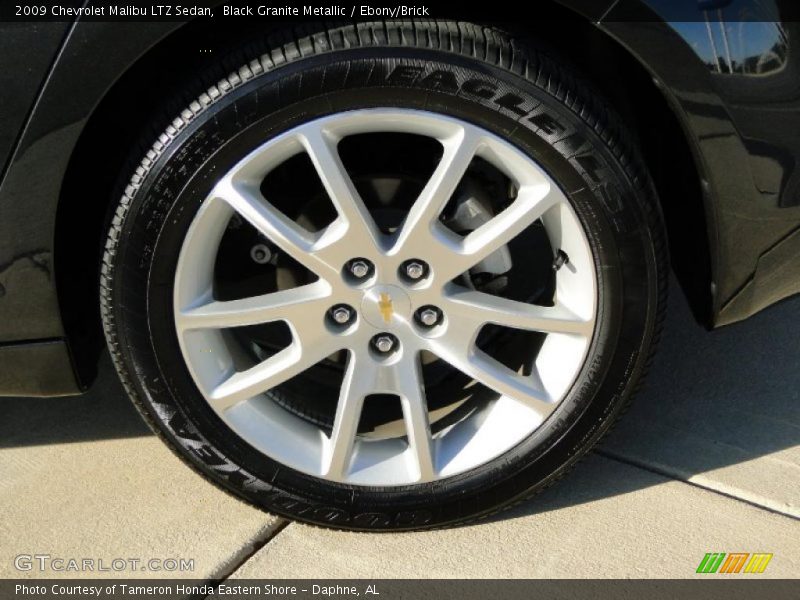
(1, 0, 799, 399)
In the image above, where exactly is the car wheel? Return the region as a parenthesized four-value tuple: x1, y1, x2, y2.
(101, 21, 667, 530)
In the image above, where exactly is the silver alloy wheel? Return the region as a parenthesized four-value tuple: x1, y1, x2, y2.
(174, 109, 597, 486)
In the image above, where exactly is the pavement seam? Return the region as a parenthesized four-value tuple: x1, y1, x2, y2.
(199, 518, 291, 597)
(597, 449, 800, 521)
(186, 448, 794, 595)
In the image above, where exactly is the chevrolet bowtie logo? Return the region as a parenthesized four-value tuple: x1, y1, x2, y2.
(378, 293, 394, 323)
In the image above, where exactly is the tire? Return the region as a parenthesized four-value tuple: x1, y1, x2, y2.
(101, 21, 667, 531)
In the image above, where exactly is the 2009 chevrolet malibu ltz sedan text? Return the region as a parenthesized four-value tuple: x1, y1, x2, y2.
(1, 1, 799, 530)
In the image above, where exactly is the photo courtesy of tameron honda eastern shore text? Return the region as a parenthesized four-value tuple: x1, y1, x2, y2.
(1, 1, 799, 530)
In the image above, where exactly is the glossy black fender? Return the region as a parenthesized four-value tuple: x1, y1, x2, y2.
(603, 0, 800, 325)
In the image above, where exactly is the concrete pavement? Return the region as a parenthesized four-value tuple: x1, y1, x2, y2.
(0, 362, 282, 579)
(601, 279, 800, 518)
(233, 455, 799, 578)
(1, 280, 798, 579)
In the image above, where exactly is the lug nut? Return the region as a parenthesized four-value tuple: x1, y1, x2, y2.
(330, 305, 353, 325)
(349, 259, 371, 279)
(417, 306, 442, 327)
(372, 334, 396, 354)
(250, 243, 272, 265)
(405, 261, 426, 280)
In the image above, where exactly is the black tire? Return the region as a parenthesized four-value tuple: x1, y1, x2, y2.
(101, 21, 667, 531)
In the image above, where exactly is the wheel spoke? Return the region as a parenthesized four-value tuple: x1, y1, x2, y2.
(467, 351, 554, 416)
(323, 352, 374, 478)
(432, 344, 554, 418)
(324, 353, 435, 481)
(209, 339, 338, 412)
(392, 127, 482, 252)
(177, 282, 330, 332)
(444, 286, 594, 337)
(212, 179, 341, 275)
(299, 124, 381, 250)
(395, 354, 436, 481)
(436, 183, 560, 281)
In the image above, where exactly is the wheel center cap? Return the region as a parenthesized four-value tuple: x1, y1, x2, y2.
(360, 285, 412, 329)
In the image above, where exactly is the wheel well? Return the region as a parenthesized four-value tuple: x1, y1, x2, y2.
(498, 17, 712, 325)
(55, 14, 712, 385)
(55, 19, 306, 383)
